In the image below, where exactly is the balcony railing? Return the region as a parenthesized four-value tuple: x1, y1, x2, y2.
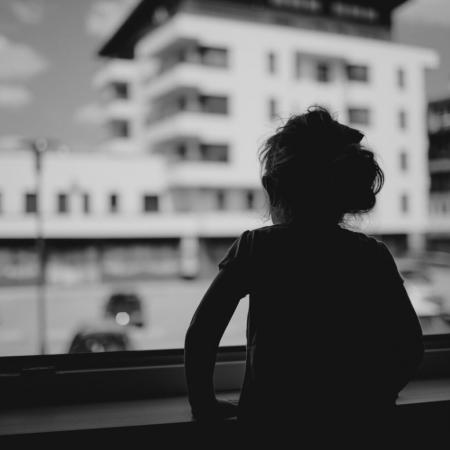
(153, 37, 229, 76)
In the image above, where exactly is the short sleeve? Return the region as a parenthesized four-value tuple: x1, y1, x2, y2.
(375, 241, 405, 284)
(218, 230, 252, 270)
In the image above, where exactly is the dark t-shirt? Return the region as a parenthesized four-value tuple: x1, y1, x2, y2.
(185, 224, 423, 425)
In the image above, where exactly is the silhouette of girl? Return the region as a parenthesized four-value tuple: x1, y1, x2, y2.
(184, 106, 423, 441)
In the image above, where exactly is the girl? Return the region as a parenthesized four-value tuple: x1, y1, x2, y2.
(184, 107, 423, 439)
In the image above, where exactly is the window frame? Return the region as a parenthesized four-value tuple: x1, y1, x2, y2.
(142, 194, 159, 213)
(56, 192, 69, 214)
(110, 81, 129, 100)
(269, 97, 278, 121)
(345, 64, 369, 83)
(267, 51, 276, 75)
(347, 107, 371, 126)
(400, 192, 409, 214)
(397, 67, 406, 89)
(1, 334, 450, 409)
(24, 192, 38, 214)
(108, 119, 130, 139)
(399, 109, 408, 130)
(82, 193, 90, 214)
(199, 143, 229, 162)
(294, 51, 301, 79)
(316, 61, 331, 83)
(109, 192, 119, 214)
(400, 151, 408, 172)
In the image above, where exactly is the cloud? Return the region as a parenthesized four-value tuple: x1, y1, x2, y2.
(397, 0, 450, 26)
(10, 1, 44, 24)
(74, 103, 104, 125)
(0, 84, 32, 108)
(86, 0, 138, 38)
(0, 36, 48, 80)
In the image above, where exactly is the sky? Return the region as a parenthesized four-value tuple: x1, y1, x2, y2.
(0, 0, 449, 150)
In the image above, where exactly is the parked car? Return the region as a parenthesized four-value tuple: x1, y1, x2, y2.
(68, 321, 131, 353)
(104, 291, 146, 328)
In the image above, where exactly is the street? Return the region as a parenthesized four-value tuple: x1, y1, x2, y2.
(1, 264, 450, 356)
(0, 278, 249, 356)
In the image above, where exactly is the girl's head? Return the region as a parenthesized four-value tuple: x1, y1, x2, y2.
(259, 106, 384, 225)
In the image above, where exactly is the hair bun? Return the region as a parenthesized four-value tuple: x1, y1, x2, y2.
(259, 106, 384, 224)
(331, 146, 383, 214)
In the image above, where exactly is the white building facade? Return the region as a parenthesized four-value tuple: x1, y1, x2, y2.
(0, 0, 439, 282)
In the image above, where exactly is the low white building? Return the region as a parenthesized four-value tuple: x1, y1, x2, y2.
(0, 0, 439, 282)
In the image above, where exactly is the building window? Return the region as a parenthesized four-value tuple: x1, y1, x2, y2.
(332, 2, 379, 22)
(110, 81, 129, 100)
(83, 193, 90, 214)
(109, 119, 130, 138)
(199, 144, 229, 162)
(177, 96, 187, 112)
(431, 172, 450, 192)
(397, 68, 405, 88)
(199, 95, 228, 114)
(143, 195, 159, 213)
(294, 52, 301, 79)
(109, 193, 119, 213)
(24, 192, 38, 214)
(272, 0, 322, 12)
(346, 64, 369, 82)
(57, 193, 69, 214)
(268, 52, 276, 75)
(176, 143, 188, 160)
(400, 152, 408, 172)
(245, 190, 255, 210)
(348, 107, 370, 125)
(401, 194, 409, 214)
(269, 98, 278, 120)
(160, 45, 228, 73)
(316, 62, 330, 82)
(216, 190, 226, 210)
(399, 110, 407, 130)
(199, 46, 228, 68)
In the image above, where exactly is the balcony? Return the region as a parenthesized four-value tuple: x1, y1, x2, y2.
(145, 64, 232, 100)
(93, 60, 136, 89)
(147, 111, 231, 148)
(152, 137, 229, 165)
(168, 162, 258, 188)
(151, 36, 228, 74)
(101, 100, 136, 120)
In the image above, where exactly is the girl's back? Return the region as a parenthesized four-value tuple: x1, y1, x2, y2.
(220, 224, 422, 423)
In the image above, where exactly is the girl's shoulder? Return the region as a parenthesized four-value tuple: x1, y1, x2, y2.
(248, 223, 378, 244)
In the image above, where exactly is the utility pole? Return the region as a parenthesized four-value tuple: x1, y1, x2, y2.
(32, 138, 48, 355)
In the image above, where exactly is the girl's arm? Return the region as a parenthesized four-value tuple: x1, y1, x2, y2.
(184, 257, 249, 420)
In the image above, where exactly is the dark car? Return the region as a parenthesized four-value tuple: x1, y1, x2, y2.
(104, 292, 146, 328)
(68, 321, 131, 353)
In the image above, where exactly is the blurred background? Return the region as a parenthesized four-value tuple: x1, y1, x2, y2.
(0, 0, 450, 356)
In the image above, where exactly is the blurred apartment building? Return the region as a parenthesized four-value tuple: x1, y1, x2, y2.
(428, 96, 450, 251)
(0, 0, 438, 283)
